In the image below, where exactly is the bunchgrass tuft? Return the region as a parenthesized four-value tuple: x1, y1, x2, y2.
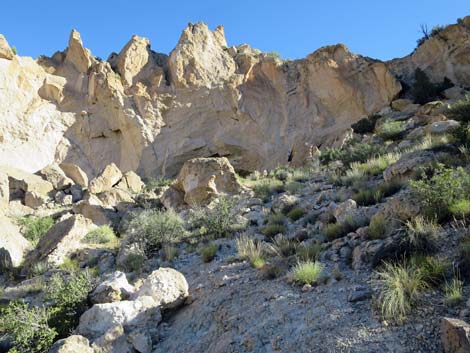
(291, 260, 324, 285)
(200, 244, 218, 263)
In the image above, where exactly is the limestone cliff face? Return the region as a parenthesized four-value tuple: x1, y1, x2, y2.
(6, 18, 468, 178)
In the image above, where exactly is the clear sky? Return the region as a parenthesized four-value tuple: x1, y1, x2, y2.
(1, 0, 468, 61)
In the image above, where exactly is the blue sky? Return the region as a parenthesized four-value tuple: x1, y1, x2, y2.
(1, 0, 468, 61)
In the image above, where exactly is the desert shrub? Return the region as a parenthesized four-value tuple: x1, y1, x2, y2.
(368, 214, 388, 240)
(324, 223, 344, 240)
(266, 235, 298, 258)
(287, 207, 305, 221)
(375, 260, 426, 322)
(452, 124, 470, 147)
(444, 277, 463, 306)
(376, 120, 406, 141)
(416, 25, 445, 47)
(200, 244, 218, 263)
(411, 255, 450, 287)
(267, 213, 286, 226)
(144, 177, 173, 191)
(291, 261, 324, 285)
(266, 50, 281, 59)
(190, 197, 237, 239)
(59, 258, 80, 272)
(319, 147, 343, 165)
(285, 181, 303, 194)
(11, 46, 17, 55)
(378, 180, 403, 198)
(340, 142, 385, 166)
(236, 235, 264, 268)
(162, 245, 179, 261)
(127, 209, 186, 255)
(410, 165, 470, 221)
(29, 261, 49, 278)
(83, 225, 118, 245)
(353, 188, 383, 206)
(18, 216, 54, 245)
(449, 199, 470, 219)
(296, 242, 322, 261)
(0, 301, 56, 353)
(404, 216, 439, 254)
(252, 178, 284, 201)
(122, 253, 146, 272)
(448, 96, 470, 123)
(262, 224, 286, 237)
(411, 68, 438, 104)
(351, 114, 380, 134)
(45, 271, 93, 337)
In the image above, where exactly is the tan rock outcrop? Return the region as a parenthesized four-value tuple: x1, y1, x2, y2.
(0, 165, 54, 199)
(388, 16, 470, 86)
(0, 171, 9, 207)
(89, 163, 123, 194)
(0, 34, 14, 60)
(116, 171, 144, 193)
(441, 317, 470, 353)
(38, 163, 74, 190)
(26, 214, 95, 267)
(170, 157, 241, 206)
(60, 162, 89, 187)
(65, 29, 96, 73)
(0, 214, 31, 269)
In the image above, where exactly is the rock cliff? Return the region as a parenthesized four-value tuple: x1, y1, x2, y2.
(0, 17, 469, 178)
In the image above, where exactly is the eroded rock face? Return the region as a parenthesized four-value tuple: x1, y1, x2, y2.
(48, 335, 93, 353)
(89, 163, 123, 194)
(441, 317, 470, 353)
(388, 16, 470, 86)
(0, 214, 31, 270)
(0, 23, 402, 179)
(0, 34, 14, 60)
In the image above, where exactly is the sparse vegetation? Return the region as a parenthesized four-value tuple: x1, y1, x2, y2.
(162, 245, 179, 261)
(296, 242, 322, 261)
(144, 176, 173, 191)
(287, 207, 305, 221)
(18, 216, 54, 246)
(376, 120, 406, 141)
(252, 178, 285, 202)
(448, 95, 470, 123)
(404, 216, 439, 254)
(444, 277, 463, 306)
(82, 225, 118, 245)
(236, 235, 264, 268)
(200, 243, 218, 263)
(368, 214, 388, 240)
(0, 301, 56, 353)
(190, 197, 238, 239)
(291, 261, 323, 285)
(122, 253, 146, 272)
(127, 209, 186, 255)
(266, 234, 298, 258)
(376, 260, 426, 322)
(324, 222, 344, 240)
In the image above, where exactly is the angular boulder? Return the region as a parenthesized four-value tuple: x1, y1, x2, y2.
(116, 171, 144, 193)
(442, 317, 470, 353)
(90, 271, 135, 304)
(48, 335, 93, 353)
(26, 214, 95, 267)
(132, 267, 189, 309)
(60, 163, 89, 188)
(89, 163, 123, 194)
(0, 214, 31, 270)
(170, 157, 242, 207)
(0, 165, 53, 199)
(0, 171, 9, 207)
(0, 34, 14, 60)
(38, 163, 74, 190)
(73, 193, 120, 226)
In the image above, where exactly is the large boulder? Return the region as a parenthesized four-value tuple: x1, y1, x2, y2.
(26, 214, 95, 267)
(38, 163, 74, 190)
(169, 157, 242, 206)
(0, 165, 53, 199)
(0, 214, 31, 270)
(48, 335, 93, 353)
(89, 163, 123, 194)
(441, 317, 470, 353)
(90, 271, 135, 304)
(132, 268, 189, 309)
(60, 163, 89, 188)
(116, 171, 144, 193)
(73, 192, 121, 226)
(383, 150, 437, 182)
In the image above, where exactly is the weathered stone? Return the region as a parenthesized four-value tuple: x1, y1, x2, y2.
(172, 157, 242, 206)
(417, 101, 448, 116)
(65, 29, 96, 73)
(391, 99, 414, 112)
(24, 190, 48, 208)
(272, 194, 299, 214)
(0, 214, 31, 270)
(60, 163, 89, 188)
(1, 165, 53, 199)
(38, 163, 74, 190)
(48, 335, 93, 353)
(90, 271, 135, 304)
(0, 171, 9, 207)
(333, 199, 357, 224)
(442, 317, 470, 353)
(427, 120, 460, 134)
(116, 171, 144, 193)
(73, 193, 120, 226)
(348, 286, 373, 302)
(96, 188, 134, 212)
(132, 267, 189, 309)
(89, 163, 123, 194)
(383, 150, 437, 182)
(0, 34, 14, 60)
(38, 74, 66, 104)
(26, 214, 95, 267)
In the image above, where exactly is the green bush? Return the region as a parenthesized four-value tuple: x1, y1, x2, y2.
(285, 181, 303, 194)
(376, 260, 426, 322)
(448, 96, 470, 123)
(340, 142, 385, 166)
(200, 244, 218, 263)
(18, 216, 54, 245)
(368, 214, 388, 240)
(449, 199, 470, 219)
(122, 253, 146, 272)
(319, 147, 343, 165)
(291, 261, 324, 285)
(190, 197, 237, 239)
(162, 245, 179, 261)
(410, 165, 470, 221)
(236, 235, 264, 268)
(353, 188, 382, 206)
(411, 68, 439, 104)
(376, 120, 406, 141)
(287, 207, 305, 221)
(45, 271, 93, 337)
(324, 223, 344, 240)
(82, 225, 118, 245)
(411, 255, 450, 287)
(252, 178, 284, 202)
(266, 234, 298, 258)
(0, 301, 56, 353)
(127, 209, 186, 255)
(144, 177, 173, 191)
(296, 242, 322, 261)
(444, 278, 464, 306)
(351, 114, 380, 134)
(267, 213, 286, 226)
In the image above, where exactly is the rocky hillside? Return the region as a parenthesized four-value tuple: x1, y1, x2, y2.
(0, 17, 467, 179)
(2, 15, 470, 353)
